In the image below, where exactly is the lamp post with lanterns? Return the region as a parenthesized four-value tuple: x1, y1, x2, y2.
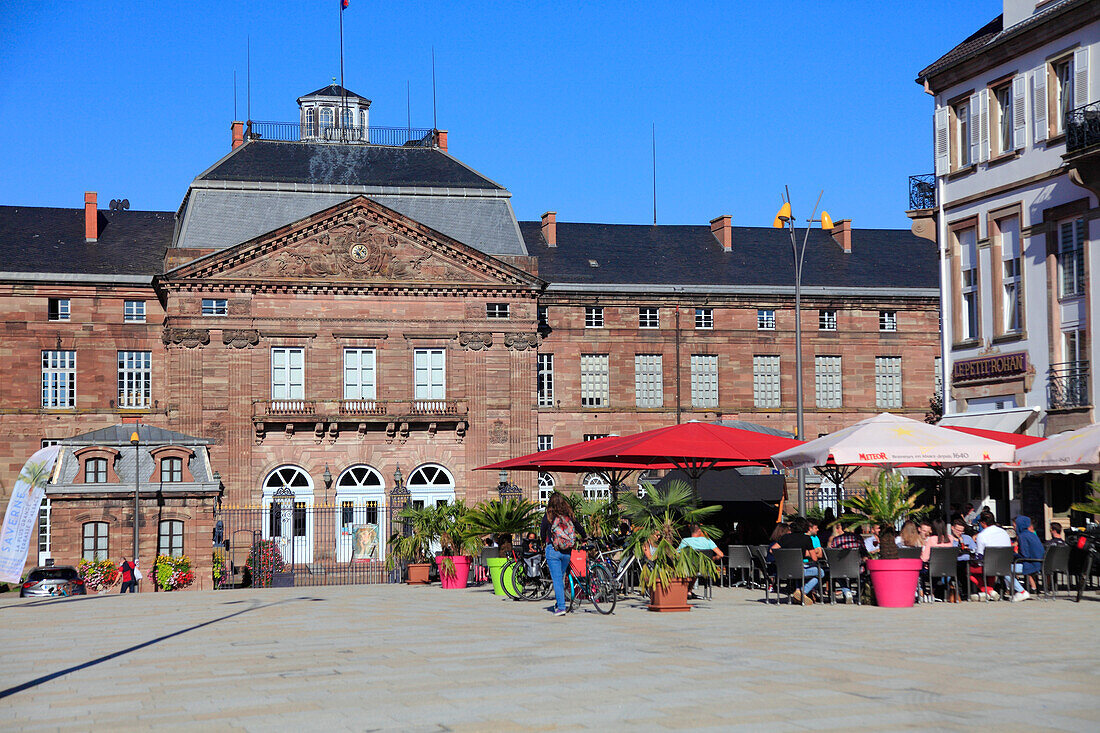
(773, 189, 833, 516)
(389, 464, 410, 537)
(497, 469, 523, 501)
(130, 429, 141, 565)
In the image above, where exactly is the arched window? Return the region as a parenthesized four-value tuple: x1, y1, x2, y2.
(304, 107, 316, 137)
(319, 107, 334, 132)
(158, 520, 184, 557)
(637, 469, 657, 499)
(407, 464, 455, 507)
(82, 521, 108, 561)
(336, 465, 384, 526)
(582, 473, 610, 502)
(336, 465, 384, 492)
(538, 472, 555, 506)
(85, 458, 107, 484)
(263, 466, 312, 539)
(264, 465, 312, 493)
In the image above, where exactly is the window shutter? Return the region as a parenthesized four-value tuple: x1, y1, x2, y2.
(1074, 46, 1089, 114)
(1012, 73, 1027, 149)
(979, 89, 990, 162)
(934, 106, 949, 176)
(968, 92, 981, 164)
(1033, 65, 1048, 143)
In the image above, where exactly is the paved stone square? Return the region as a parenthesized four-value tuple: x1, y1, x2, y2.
(2, 583, 1098, 731)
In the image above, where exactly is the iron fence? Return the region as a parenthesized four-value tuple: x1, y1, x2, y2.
(909, 174, 935, 210)
(1048, 360, 1089, 409)
(245, 121, 437, 147)
(1066, 101, 1100, 154)
(216, 501, 401, 588)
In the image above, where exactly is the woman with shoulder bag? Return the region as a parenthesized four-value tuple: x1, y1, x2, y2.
(542, 492, 583, 616)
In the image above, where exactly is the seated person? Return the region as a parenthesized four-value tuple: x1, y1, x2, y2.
(777, 517, 824, 604)
(678, 524, 724, 598)
(828, 522, 862, 550)
(970, 510, 1020, 601)
(766, 523, 790, 565)
(922, 518, 956, 562)
(807, 519, 823, 550)
(521, 531, 541, 557)
(951, 518, 977, 600)
(1046, 521, 1067, 547)
(1011, 515, 1044, 600)
(895, 520, 923, 549)
(863, 524, 881, 555)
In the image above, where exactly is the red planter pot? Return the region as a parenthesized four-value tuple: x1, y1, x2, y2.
(406, 562, 431, 585)
(648, 578, 692, 612)
(867, 558, 923, 607)
(435, 556, 471, 589)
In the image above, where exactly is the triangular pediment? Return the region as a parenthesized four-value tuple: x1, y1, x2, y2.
(164, 196, 541, 289)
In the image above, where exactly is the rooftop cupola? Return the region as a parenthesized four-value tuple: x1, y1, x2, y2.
(296, 84, 372, 142)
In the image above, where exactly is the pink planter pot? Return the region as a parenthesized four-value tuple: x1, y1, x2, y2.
(867, 558, 923, 608)
(436, 556, 471, 589)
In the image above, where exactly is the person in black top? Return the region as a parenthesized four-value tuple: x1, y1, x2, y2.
(777, 517, 824, 603)
(541, 493, 586, 616)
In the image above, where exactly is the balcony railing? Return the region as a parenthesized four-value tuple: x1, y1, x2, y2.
(245, 121, 437, 147)
(1066, 101, 1100, 154)
(1048, 360, 1090, 409)
(909, 174, 935, 210)
(254, 399, 467, 421)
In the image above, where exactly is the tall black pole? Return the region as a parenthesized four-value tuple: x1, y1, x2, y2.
(339, 1, 346, 131)
(131, 431, 140, 575)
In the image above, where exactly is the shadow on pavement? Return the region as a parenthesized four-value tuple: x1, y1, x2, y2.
(0, 595, 314, 700)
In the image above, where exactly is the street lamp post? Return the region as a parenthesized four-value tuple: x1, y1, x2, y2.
(774, 190, 833, 516)
(130, 430, 140, 575)
(497, 469, 522, 501)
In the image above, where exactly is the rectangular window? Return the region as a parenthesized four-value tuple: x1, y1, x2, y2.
(695, 308, 713, 330)
(158, 520, 184, 557)
(1059, 218, 1086, 298)
(38, 499, 51, 559)
(880, 310, 898, 332)
(875, 356, 903, 409)
(639, 307, 659, 329)
(271, 348, 305, 400)
(757, 309, 775, 330)
(82, 522, 108, 561)
(1054, 57, 1073, 136)
(343, 348, 377, 400)
(160, 457, 183, 483)
(585, 306, 604, 328)
(537, 353, 554, 407)
(690, 354, 719, 408)
(294, 502, 306, 538)
(815, 356, 843, 409)
(957, 227, 979, 340)
(486, 303, 510, 319)
(41, 439, 60, 448)
(634, 354, 663, 408)
(201, 298, 228, 316)
(583, 433, 609, 441)
(580, 354, 609, 407)
(537, 305, 548, 327)
(413, 348, 446, 400)
(117, 351, 152, 408)
(953, 100, 971, 168)
(999, 217, 1022, 333)
(363, 500, 378, 525)
(85, 457, 107, 483)
(994, 82, 1013, 155)
(753, 355, 781, 408)
(341, 501, 354, 527)
(41, 350, 76, 408)
(818, 310, 837, 331)
(934, 356, 943, 398)
(48, 298, 70, 322)
(537, 434, 553, 452)
(124, 300, 146, 323)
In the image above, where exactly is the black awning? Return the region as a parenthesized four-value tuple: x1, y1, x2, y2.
(656, 468, 785, 503)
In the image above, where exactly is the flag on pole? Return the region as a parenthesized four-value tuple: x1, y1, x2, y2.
(342, 0, 350, 8)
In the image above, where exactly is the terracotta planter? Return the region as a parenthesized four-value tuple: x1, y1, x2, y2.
(436, 556, 471, 589)
(867, 558, 922, 608)
(648, 578, 692, 612)
(406, 562, 431, 585)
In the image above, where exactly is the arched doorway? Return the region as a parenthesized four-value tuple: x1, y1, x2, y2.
(262, 465, 314, 564)
(582, 472, 611, 502)
(407, 463, 455, 509)
(334, 465, 386, 562)
(538, 472, 555, 506)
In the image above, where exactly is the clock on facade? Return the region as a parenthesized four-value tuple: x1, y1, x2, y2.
(349, 243, 369, 262)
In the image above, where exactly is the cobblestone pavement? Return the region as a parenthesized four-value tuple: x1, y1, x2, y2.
(2, 582, 1098, 731)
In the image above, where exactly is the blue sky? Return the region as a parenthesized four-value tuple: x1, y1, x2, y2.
(0, 1, 999, 229)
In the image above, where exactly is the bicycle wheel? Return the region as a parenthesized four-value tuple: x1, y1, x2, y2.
(1076, 553, 1093, 603)
(566, 571, 580, 613)
(588, 564, 617, 615)
(524, 561, 554, 601)
(501, 560, 523, 601)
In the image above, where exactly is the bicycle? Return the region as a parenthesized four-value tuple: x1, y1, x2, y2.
(502, 546, 553, 602)
(564, 540, 616, 615)
(592, 538, 643, 596)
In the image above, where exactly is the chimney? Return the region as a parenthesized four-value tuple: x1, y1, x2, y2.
(831, 219, 852, 253)
(710, 215, 731, 251)
(541, 211, 557, 247)
(436, 129, 448, 153)
(231, 121, 244, 150)
(84, 191, 98, 242)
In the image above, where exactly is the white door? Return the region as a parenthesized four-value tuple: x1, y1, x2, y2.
(335, 465, 386, 562)
(263, 466, 314, 565)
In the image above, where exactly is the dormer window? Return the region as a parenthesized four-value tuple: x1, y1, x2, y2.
(161, 457, 183, 483)
(85, 457, 107, 483)
(73, 447, 121, 484)
(149, 446, 195, 483)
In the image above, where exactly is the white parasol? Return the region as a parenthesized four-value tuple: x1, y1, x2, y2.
(1002, 421, 1100, 471)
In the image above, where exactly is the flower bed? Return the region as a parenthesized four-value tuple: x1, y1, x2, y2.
(212, 549, 227, 588)
(78, 558, 120, 593)
(154, 554, 195, 591)
(245, 540, 286, 588)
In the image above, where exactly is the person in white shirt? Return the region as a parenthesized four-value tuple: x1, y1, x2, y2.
(863, 524, 880, 555)
(970, 510, 1019, 600)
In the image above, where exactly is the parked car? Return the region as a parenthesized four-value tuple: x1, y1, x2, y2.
(20, 566, 86, 598)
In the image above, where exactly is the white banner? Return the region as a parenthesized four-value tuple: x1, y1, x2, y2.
(0, 445, 60, 583)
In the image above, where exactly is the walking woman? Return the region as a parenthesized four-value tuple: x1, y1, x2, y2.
(541, 492, 582, 616)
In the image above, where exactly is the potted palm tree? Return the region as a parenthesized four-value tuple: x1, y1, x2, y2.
(435, 501, 482, 589)
(838, 470, 931, 607)
(467, 498, 540, 596)
(387, 504, 438, 584)
(620, 480, 720, 612)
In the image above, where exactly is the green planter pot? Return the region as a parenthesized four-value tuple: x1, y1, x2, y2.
(486, 557, 519, 596)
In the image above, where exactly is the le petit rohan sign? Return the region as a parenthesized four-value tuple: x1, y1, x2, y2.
(952, 351, 1028, 384)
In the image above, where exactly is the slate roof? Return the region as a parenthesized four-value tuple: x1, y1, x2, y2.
(0, 206, 172, 278)
(520, 222, 938, 291)
(198, 140, 504, 190)
(298, 84, 370, 103)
